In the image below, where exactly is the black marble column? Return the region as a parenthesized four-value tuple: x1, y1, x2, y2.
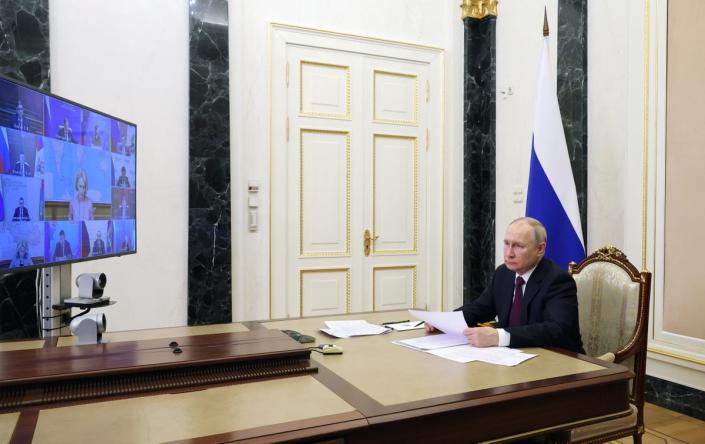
(188, 0, 231, 325)
(0, 0, 49, 340)
(463, 17, 496, 303)
(0, 0, 49, 89)
(557, 0, 588, 244)
(645, 376, 705, 421)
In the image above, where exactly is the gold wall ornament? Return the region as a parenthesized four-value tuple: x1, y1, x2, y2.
(460, 0, 498, 20)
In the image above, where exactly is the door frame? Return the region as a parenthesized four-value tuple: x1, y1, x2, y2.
(269, 23, 445, 319)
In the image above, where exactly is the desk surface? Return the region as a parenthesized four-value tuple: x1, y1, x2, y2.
(0, 311, 632, 443)
(0, 339, 45, 352)
(266, 312, 603, 407)
(32, 376, 359, 444)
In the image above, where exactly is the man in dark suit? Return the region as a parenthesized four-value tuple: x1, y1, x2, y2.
(53, 230, 73, 261)
(57, 117, 75, 143)
(428, 217, 584, 353)
(12, 197, 30, 221)
(13, 153, 31, 177)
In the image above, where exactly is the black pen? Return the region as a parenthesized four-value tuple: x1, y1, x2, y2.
(413, 321, 424, 327)
(382, 320, 409, 325)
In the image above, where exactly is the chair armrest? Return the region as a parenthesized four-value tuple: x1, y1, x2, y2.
(597, 352, 616, 362)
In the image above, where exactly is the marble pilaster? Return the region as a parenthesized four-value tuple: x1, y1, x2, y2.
(463, 16, 496, 302)
(0, 0, 49, 340)
(557, 0, 588, 243)
(188, 0, 231, 325)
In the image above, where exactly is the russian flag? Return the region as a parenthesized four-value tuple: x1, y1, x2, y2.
(525, 37, 585, 269)
(0, 127, 10, 172)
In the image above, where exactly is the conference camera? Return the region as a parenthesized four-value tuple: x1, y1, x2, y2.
(76, 273, 107, 299)
(70, 313, 107, 345)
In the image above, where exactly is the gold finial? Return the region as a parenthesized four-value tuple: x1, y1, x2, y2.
(461, 0, 498, 20)
(543, 7, 549, 36)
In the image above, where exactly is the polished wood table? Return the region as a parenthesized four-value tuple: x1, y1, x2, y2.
(0, 311, 633, 443)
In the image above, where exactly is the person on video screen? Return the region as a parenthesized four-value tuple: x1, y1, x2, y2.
(13, 101, 28, 131)
(53, 230, 73, 261)
(57, 117, 75, 143)
(69, 168, 94, 221)
(9, 240, 33, 268)
(116, 166, 130, 188)
(92, 230, 106, 256)
(12, 197, 30, 222)
(92, 125, 102, 147)
(13, 153, 31, 177)
(120, 234, 131, 252)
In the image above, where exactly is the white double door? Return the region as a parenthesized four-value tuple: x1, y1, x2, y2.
(271, 36, 442, 318)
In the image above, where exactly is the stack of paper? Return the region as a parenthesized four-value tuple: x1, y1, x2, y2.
(392, 334, 467, 351)
(321, 320, 389, 338)
(401, 310, 536, 366)
(427, 345, 536, 366)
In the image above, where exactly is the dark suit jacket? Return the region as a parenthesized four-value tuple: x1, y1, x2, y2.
(53, 240, 72, 260)
(12, 206, 30, 221)
(92, 239, 105, 255)
(460, 257, 584, 353)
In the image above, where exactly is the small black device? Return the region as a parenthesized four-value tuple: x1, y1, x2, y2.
(282, 329, 315, 343)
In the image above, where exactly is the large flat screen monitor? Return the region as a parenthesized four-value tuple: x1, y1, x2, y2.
(0, 75, 136, 273)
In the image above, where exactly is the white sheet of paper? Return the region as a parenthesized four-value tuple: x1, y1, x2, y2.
(408, 310, 468, 336)
(392, 333, 467, 351)
(321, 320, 389, 338)
(427, 345, 536, 366)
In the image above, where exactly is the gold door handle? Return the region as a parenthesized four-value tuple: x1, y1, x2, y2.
(364, 229, 380, 256)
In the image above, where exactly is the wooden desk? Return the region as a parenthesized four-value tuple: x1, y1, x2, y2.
(0, 312, 633, 443)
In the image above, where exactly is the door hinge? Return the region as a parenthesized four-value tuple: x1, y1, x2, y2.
(286, 62, 290, 87)
(426, 80, 430, 103)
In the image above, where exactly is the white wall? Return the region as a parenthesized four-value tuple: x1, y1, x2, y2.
(495, 0, 559, 263)
(49, 0, 189, 331)
(230, 0, 466, 320)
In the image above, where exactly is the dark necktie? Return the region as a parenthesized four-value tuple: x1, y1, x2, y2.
(509, 276, 525, 327)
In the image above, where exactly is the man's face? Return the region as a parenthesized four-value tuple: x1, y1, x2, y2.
(503, 221, 545, 275)
(18, 198, 24, 207)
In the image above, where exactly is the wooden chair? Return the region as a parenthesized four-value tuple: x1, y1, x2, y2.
(566, 245, 652, 444)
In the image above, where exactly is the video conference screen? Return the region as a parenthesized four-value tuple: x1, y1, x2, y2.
(0, 75, 136, 272)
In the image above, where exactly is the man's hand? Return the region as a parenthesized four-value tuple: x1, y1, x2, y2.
(463, 327, 499, 347)
(424, 323, 436, 333)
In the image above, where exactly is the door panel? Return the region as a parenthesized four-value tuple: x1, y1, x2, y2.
(301, 268, 350, 316)
(373, 70, 418, 124)
(372, 134, 417, 255)
(300, 61, 351, 118)
(373, 266, 416, 311)
(299, 129, 350, 257)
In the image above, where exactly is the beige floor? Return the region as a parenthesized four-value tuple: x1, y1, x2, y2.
(609, 403, 705, 444)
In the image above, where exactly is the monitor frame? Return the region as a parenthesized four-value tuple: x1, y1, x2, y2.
(0, 73, 138, 275)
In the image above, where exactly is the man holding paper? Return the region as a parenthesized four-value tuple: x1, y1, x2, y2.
(427, 217, 584, 353)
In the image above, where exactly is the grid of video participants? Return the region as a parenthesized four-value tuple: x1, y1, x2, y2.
(0, 76, 136, 270)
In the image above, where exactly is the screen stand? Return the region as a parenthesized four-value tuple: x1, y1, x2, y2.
(40, 264, 72, 337)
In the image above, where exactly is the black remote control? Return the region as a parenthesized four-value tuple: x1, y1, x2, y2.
(282, 329, 315, 343)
